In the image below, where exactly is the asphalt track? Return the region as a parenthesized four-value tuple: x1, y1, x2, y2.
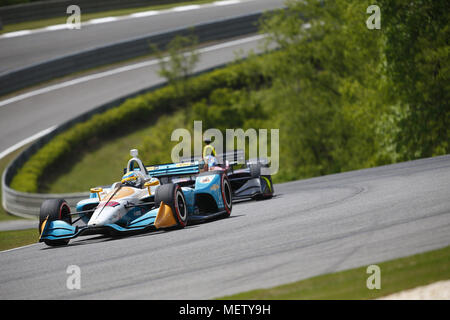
(0, 34, 266, 157)
(1, 155, 449, 299)
(0, 0, 284, 74)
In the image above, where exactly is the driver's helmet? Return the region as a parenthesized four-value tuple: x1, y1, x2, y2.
(121, 171, 144, 188)
(205, 154, 218, 169)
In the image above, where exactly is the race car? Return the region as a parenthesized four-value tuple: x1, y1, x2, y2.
(224, 153, 274, 201)
(183, 143, 274, 201)
(38, 149, 232, 247)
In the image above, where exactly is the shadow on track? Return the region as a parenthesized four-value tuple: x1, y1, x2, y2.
(39, 213, 247, 250)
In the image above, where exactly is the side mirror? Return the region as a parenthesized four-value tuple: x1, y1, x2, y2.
(90, 187, 103, 201)
(144, 180, 159, 195)
(145, 180, 159, 187)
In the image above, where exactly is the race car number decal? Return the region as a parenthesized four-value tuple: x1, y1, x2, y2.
(105, 201, 120, 208)
(98, 201, 120, 208)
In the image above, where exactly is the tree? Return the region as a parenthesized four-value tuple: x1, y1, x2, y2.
(379, 0, 450, 159)
(258, 0, 389, 178)
(154, 33, 200, 104)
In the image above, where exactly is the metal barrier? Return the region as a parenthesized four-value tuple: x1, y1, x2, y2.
(1, 182, 88, 219)
(0, 13, 262, 96)
(0, 0, 188, 25)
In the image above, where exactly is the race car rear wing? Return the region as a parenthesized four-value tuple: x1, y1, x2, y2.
(145, 161, 201, 178)
(181, 150, 246, 166)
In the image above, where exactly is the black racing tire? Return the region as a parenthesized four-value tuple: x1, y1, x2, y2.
(155, 183, 188, 228)
(221, 174, 233, 217)
(39, 199, 72, 246)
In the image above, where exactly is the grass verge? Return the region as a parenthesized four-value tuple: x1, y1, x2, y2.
(41, 115, 174, 193)
(0, 228, 38, 251)
(1, 0, 215, 34)
(219, 245, 450, 299)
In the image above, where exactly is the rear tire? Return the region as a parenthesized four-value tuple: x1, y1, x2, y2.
(39, 199, 72, 246)
(221, 175, 232, 217)
(155, 184, 188, 228)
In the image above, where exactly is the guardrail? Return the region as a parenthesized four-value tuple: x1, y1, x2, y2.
(0, 0, 188, 25)
(1, 63, 230, 218)
(0, 12, 262, 97)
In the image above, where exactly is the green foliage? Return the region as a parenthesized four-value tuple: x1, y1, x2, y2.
(190, 88, 267, 131)
(378, 0, 450, 159)
(154, 33, 200, 103)
(137, 112, 188, 166)
(255, 0, 392, 179)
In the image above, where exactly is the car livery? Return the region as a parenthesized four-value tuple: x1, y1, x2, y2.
(38, 149, 232, 247)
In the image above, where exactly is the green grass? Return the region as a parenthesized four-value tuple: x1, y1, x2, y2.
(0, 228, 38, 251)
(1, 0, 215, 34)
(42, 125, 155, 193)
(219, 246, 450, 299)
(42, 112, 183, 193)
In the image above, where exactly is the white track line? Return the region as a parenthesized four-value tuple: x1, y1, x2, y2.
(0, 34, 265, 109)
(44, 24, 68, 31)
(0, 243, 40, 254)
(0, 126, 57, 160)
(1, 30, 32, 38)
(214, 0, 241, 5)
(129, 10, 159, 18)
(0, 0, 246, 39)
(171, 5, 201, 12)
(88, 17, 119, 24)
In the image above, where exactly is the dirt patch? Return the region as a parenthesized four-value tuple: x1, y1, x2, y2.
(378, 280, 450, 300)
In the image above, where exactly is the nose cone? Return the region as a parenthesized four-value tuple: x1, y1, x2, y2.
(88, 216, 106, 227)
(88, 207, 109, 227)
(87, 205, 122, 227)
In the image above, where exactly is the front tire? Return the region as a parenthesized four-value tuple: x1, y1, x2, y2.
(39, 199, 72, 246)
(155, 183, 188, 228)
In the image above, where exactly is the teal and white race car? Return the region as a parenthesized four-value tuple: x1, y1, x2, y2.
(38, 149, 232, 246)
